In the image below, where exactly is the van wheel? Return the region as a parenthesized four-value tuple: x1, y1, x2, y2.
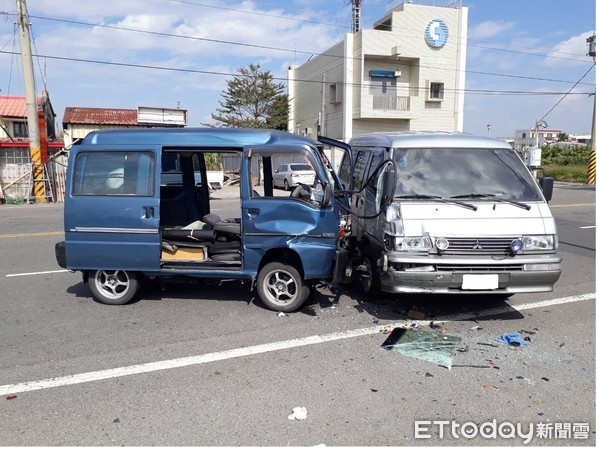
(284, 179, 290, 191)
(88, 270, 139, 305)
(359, 256, 381, 297)
(257, 262, 309, 312)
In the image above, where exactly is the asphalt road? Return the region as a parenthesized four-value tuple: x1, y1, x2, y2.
(0, 182, 594, 446)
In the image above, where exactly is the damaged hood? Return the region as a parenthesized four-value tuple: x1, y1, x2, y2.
(393, 202, 556, 237)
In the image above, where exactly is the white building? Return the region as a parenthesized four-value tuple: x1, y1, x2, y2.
(288, 0, 468, 143)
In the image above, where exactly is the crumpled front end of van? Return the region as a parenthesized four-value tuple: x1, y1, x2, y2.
(376, 202, 562, 295)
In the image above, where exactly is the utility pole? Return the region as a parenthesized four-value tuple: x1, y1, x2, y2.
(16, 0, 46, 202)
(587, 34, 596, 185)
(351, 0, 362, 33)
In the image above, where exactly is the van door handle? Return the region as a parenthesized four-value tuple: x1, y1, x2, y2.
(143, 206, 154, 218)
(247, 208, 260, 220)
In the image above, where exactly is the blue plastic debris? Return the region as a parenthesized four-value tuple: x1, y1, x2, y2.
(496, 332, 528, 346)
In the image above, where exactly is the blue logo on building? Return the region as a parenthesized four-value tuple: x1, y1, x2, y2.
(425, 19, 448, 48)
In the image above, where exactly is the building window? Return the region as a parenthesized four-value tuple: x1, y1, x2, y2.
(329, 83, 342, 104)
(369, 76, 397, 96)
(12, 122, 28, 138)
(426, 81, 444, 101)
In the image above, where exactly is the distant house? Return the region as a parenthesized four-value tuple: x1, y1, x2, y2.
(0, 92, 65, 202)
(0, 91, 57, 141)
(63, 106, 188, 148)
(514, 127, 563, 151)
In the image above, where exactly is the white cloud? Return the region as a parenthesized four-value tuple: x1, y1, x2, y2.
(469, 20, 515, 40)
(543, 31, 595, 67)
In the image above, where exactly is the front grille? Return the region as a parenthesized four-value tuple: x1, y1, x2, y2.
(436, 264, 524, 272)
(444, 237, 516, 256)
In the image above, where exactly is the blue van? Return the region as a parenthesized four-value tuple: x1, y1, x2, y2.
(55, 128, 394, 311)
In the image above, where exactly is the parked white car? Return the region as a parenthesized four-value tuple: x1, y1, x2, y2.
(273, 163, 316, 190)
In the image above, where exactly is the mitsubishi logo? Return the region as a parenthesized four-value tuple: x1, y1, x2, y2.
(472, 240, 483, 250)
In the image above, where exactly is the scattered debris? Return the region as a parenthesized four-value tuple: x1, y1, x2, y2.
(425, 372, 434, 377)
(537, 412, 545, 417)
(277, 312, 286, 317)
(483, 384, 500, 390)
(541, 377, 550, 382)
(113, 418, 120, 424)
(477, 342, 499, 348)
(532, 399, 540, 405)
(523, 336, 532, 342)
(430, 321, 447, 333)
(470, 325, 483, 331)
(487, 360, 497, 366)
(288, 407, 308, 420)
(520, 329, 537, 335)
(6, 395, 16, 400)
(379, 325, 393, 334)
(371, 388, 378, 392)
(496, 332, 529, 347)
(406, 309, 426, 320)
(457, 344, 470, 353)
(381, 327, 462, 369)
(559, 343, 565, 348)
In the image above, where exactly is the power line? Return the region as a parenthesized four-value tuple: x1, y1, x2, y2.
(539, 64, 595, 122)
(12, 14, 594, 88)
(168, 0, 349, 29)
(0, 49, 592, 97)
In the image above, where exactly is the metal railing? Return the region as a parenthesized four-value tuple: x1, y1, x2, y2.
(372, 95, 410, 111)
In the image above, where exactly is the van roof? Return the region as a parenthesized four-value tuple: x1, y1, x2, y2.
(348, 131, 513, 150)
(80, 127, 319, 148)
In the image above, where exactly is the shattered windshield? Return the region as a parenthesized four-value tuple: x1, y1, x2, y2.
(392, 147, 542, 201)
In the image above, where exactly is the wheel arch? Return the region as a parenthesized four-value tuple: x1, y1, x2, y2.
(258, 247, 304, 277)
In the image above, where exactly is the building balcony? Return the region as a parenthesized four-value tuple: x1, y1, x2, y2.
(356, 94, 416, 119)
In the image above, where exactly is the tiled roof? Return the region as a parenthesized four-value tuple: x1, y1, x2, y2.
(63, 107, 137, 125)
(0, 96, 27, 118)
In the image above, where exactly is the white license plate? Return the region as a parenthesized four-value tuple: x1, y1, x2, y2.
(462, 274, 499, 290)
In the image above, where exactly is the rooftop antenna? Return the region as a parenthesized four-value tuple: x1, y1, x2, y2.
(348, 0, 362, 33)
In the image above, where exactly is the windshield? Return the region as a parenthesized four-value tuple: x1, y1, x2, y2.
(392, 147, 542, 201)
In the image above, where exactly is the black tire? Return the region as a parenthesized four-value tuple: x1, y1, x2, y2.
(256, 262, 309, 312)
(359, 254, 381, 297)
(284, 179, 290, 191)
(88, 269, 139, 305)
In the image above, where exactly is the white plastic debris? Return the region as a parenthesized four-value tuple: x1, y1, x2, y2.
(277, 312, 286, 317)
(288, 406, 307, 420)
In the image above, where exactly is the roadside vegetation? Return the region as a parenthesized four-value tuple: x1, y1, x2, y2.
(541, 145, 592, 183)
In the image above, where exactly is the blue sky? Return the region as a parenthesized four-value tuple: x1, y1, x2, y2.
(0, 0, 594, 138)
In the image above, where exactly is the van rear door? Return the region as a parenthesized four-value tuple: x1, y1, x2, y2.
(64, 148, 161, 272)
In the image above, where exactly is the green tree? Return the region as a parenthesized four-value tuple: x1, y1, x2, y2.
(209, 64, 287, 129)
(557, 132, 569, 142)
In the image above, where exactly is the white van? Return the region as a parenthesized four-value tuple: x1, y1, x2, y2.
(331, 131, 561, 297)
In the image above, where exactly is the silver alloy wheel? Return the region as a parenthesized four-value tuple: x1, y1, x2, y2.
(262, 268, 298, 306)
(93, 270, 132, 301)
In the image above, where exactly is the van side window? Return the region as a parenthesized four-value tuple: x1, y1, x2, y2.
(352, 151, 371, 191)
(250, 151, 320, 204)
(338, 154, 351, 190)
(73, 151, 155, 196)
(364, 150, 385, 188)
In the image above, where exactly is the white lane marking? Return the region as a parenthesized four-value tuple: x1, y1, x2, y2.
(580, 225, 596, 229)
(0, 293, 594, 396)
(6, 269, 69, 278)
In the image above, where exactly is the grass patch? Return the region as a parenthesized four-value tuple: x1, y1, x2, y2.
(543, 164, 589, 183)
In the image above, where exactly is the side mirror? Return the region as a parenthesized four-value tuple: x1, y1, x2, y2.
(539, 176, 554, 202)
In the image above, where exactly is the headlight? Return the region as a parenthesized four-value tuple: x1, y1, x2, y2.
(395, 236, 433, 252)
(521, 235, 555, 251)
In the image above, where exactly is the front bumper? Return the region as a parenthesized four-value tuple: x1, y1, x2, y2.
(379, 252, 562, 294)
